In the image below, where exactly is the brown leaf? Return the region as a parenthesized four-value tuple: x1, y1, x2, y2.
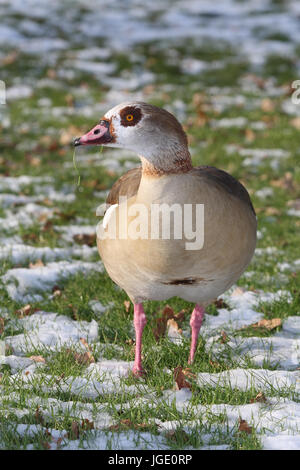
(287, 199, 300, 210)
(214, 298, 229, 309)
(35, 406, 44, 425)
(167, 318, 183, 335)
(69, 421, 80, 439)
(174, 366, 195, 390)
(245, 128, 255, 143)
(1, 51, 19, 65)
(79, 337, 91, 350)
(29, 355, 46, 363)
(290, 117, 300, 130)
(42, 220, 54, 232)
(261, 98, 275, 112)
(54, 209, 76, 221)
(220, 330, 229, 344)
(232, 287, 246, 297)
(162, 305, 175, 321)
(27, 156, 41, 167)
(238, 419, 252, 434)
(76, 351, 95, 365)
(29, 259, 44, 269)
(81, 419, 94, 430)
(152, 317, 168, 342)
(165, 429, 189, 443)
(250, 318, 282, 331)
(250, 392, 267, 404)
(173, 309, 187, 322)
(73, 233, 96, 247)
(52, 285, 62, 298)
(42, 198, 54, 207)
(0, 317, 4, 335)
(270, 172, 295, 192)
(152, 306, 186, 342)
(67, 349, 95, 365)
(209, 360, 222, 369)
(42, 441, 51, 450)
(55, 437, 63, 449)
(14, 304, 32, 318)
(124, 300, 131, 313)
(264, 207, 281, 216)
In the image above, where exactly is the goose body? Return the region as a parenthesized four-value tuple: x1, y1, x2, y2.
(75, 101, 257, 375)
(98, 167, 256, 305)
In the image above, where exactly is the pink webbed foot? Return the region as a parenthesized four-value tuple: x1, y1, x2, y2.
(188, 304, 205, 364)
(132, 303, 147, 377)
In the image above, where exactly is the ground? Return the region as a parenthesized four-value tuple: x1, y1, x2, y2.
(0, 0, 299, 450)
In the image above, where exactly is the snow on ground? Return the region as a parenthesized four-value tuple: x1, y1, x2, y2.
(2, 261, 103, 302)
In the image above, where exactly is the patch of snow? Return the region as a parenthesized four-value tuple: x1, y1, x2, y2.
(2, 260, 103, 302)
(5, 311, 99, 354)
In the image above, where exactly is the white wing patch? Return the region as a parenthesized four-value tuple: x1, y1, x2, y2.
(102, 203, 118, 229)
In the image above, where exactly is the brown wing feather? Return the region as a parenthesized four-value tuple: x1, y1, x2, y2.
(106, 165, 255, 215)
(194, 165, 255, 215)
(106, 167, 142, 205)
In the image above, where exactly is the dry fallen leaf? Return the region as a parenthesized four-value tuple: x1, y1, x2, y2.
(124, 300, 131, 313)
(14, 304, 32, 318)
(1, 51, 19, 65)
(29, 355, 46, 363)
(245, 128, 255, 143)
(55, 437, 63, 449)
(290, 117, 300, 130)
(165, 429, 189, 443)
(270, 172, 295, 191)
(250, 318, 282, 331)
(35, 406, 44, 425)
(174, 366, 195, 390)
(287, 199, 300, 210)
(152, 317, 168, 342)
(69, 421, 80, 439)
(220, 330, 229, 344)
(250, 391, 268, 404)
(209, 360, 222, 369)
(79, 337, 91, 350)
(238, 418, 252, 434)
(0, 317, 4, 335)
(42, 441, 51, 450)
(167, 318, 183, 335)
(81, 419, 94, 430)
(264, 207, 281, 216)
(73, 233, 96, 247)
(52, 285, 62, 298)
(29, 259, 44, 269)
(261, 98, 275, 112)
(109, 419, 150, 431)
(66, 349, 95, 365)
(231, 287, 247, 297)
(153, 305, 186, 342)
(214, 298, 229, 309)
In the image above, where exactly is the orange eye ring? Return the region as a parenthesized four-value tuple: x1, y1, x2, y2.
(126, 114, 134, 121)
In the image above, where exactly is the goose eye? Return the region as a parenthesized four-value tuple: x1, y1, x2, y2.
(126, 114, 134, 122)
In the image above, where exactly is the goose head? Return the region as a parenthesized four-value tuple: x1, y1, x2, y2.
(74, 101, 192, 174)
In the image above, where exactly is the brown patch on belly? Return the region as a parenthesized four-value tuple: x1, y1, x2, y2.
(161, 277, 212, 285)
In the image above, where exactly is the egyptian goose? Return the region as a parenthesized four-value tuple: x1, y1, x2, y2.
(74, 102, 257, 376)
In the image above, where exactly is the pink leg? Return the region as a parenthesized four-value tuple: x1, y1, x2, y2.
(188, 304, 205, 364)
(132, 303, 147, 377)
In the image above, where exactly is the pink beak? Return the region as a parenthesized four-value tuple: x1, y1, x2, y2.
(74, 120, 112, 147)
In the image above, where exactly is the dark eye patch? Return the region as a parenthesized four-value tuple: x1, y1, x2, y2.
(120, 106, 142, 127)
